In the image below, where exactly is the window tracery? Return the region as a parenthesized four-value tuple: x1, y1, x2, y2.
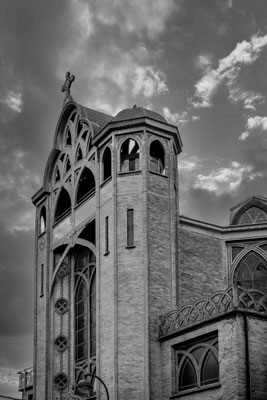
(233, 251, 267, 292)
(238, 206, 267, 225)
(54, 188, 71, 224)
(176, 334, 219, 394)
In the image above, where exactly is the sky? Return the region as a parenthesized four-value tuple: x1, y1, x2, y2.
(1, 0, 267, 397)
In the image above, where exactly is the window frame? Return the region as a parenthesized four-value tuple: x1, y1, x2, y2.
(174, 332, 220, 396)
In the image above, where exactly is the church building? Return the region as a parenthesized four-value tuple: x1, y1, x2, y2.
(21, 74, 267, 400)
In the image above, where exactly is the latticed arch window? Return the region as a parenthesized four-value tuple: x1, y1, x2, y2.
(233, 251, 267, 292)
(238, 206, 267, 225)
(76, 168, 95, 205)
(149, 140, 165, 174)
(120, 138, 140, 172)
(176, 334, 219, 393)
(74, 247, 96, 364)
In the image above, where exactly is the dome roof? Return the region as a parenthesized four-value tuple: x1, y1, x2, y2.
(112, 106, 167, 124)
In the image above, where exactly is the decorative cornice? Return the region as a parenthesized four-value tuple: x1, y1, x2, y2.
(159, 286, 267, 338)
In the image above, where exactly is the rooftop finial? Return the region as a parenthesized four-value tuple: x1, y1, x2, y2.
(61, 71, 75, 105)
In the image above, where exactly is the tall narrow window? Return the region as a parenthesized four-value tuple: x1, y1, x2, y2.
(40, 264, 44, 297)
(39, 206, 46, 235)
(105, 216, 109, 254)
(150, 140, 165, 174)
(54, 188, 71, 224)
(74, 247, 96, 365)
(102, 147, 112, 181)
(127, 209, 134, 247)
(76, 168, 95, 205)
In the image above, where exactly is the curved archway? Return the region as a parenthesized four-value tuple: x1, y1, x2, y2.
(120, 138, 140, 172)
(76, 168, 95, 205)
(150, 140, 165, 174)
(54, 188, 71, 224)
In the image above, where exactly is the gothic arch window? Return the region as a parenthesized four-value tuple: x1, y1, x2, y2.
(239, 206, 267, 225)
(233, 251, 267, 292)
(76, 146, 83, 163)
(66, 128, 72, 146)
(39, 206, 46, 235)
(149, 140, 165, 174)
(120, 138, 140, 172)
(65, 156, 71, 174)
(74, 247, 96, 364)
(176, 334, 219, 394)
(54, 188, 71, 224)
(102, 147, 112, 181)
(76, 168, 95, 205)
(81, 130, 88, 142)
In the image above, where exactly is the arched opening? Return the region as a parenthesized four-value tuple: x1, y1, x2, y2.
(76, 168, 95, 205)
(76, 146, 83, 163)
(179, 357, 197, 391)
(233, 251, 267, 292)
(54, 188, 71, 224)
(39, 206, 46, 235)
(66, 128, 72, 146)
(65, 157, 71, 174)
(77, 120, 83, 136)
(70, 112, 77, 123)
(120, 138, 140, 172)
(150, 140, 165, 174)
(102, 147, 112, 181)
(201, 350, 219, 386)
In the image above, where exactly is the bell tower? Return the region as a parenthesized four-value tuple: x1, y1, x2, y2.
(32, 94, 182, 399)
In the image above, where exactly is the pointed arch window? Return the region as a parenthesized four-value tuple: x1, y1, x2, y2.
(66, 128, 72, 146)
(150, 140, 165, 174)
(70, 112, 77, 123)
(77, 120, 83, 136)
(102, 147, 112, 181)
(39, 206, 46, 235)
(54, 188, 71, 224)
(176, 333, 219, 394)
(76, 168, 95, 205)
(120, 138, 140, 172)
(65, 157, 71, 174)
(76, 146, 83, 163)
(233, 251, 267, 292)
(74, 247, 96, 364)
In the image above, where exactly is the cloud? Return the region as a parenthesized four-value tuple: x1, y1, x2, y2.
(1, 91, 23, 113)
(90, 0, 179, 39)
(163, 107, 199, 125)
(133, 66, 168, 97)
(191, 33, 267, 108)
(194, 161, 262, 195)
(179, 156, 202, 172)
(239, 116, 267, 140)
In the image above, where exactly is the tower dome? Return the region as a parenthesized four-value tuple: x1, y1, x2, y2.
(112, 105, 167, 124)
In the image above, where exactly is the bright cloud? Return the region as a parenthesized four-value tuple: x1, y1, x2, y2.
(194, 161, 262, 195)
(192, 33, 267, 108)
(133, 66, 168, 97)
(1, 91, 23, 113)
(239, 116, 267, 140)
(163, 107, 199, 125)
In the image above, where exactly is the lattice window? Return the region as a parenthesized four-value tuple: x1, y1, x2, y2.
(55, 335, 68, 352)
(233, 251, 267, 292)
(55, 298, 69, 314)
(239, 206, 267, 225)
(175, 333, 219, 394)
(57, 263, 70, 279)
(53, 373, 68, 390)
